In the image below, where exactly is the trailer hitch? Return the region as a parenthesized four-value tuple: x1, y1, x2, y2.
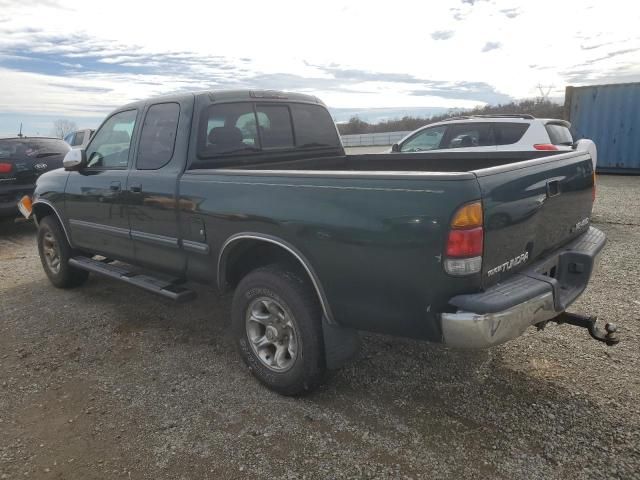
(547, 312, 620, 346)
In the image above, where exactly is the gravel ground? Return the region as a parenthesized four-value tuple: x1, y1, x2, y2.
(0, 175, 639, 479)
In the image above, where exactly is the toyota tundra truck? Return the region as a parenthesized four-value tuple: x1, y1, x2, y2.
(21, 90, 616, 395)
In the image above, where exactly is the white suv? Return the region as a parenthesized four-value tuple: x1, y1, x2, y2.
(390, 115, 577, 154)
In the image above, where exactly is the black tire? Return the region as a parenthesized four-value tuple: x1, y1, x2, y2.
(37, 216, 89, 288)
(232, 264, 326, 395)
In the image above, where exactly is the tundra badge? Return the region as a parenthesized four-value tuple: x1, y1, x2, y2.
(487, 251, 529, 277)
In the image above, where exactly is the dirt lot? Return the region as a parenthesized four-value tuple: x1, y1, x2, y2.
(1, 175, 639, 479)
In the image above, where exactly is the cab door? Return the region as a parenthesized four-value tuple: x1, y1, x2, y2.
(127, 98, 192, 275)
(64, 109, 139, 261)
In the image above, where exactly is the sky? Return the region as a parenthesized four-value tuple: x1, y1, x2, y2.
(0, 0, 639, 136)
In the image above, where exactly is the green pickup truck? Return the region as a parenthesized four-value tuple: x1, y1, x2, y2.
(26, 90, 614, 395)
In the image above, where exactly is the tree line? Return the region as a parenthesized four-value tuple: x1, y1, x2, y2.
(337, 98, 564, 135)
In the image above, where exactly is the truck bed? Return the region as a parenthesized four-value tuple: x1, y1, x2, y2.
(207, 150, 561, 173)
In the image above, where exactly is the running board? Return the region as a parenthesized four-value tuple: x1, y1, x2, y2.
(69, 256, 196, 303)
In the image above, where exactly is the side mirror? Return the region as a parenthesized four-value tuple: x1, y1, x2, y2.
(63, 148, 86, 170)
(391, 143, 400, 153)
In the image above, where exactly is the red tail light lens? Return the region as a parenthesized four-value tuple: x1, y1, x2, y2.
(533, 144, 559, 151)
(446, 227, 484, 257)
(0, 162, 12, 174)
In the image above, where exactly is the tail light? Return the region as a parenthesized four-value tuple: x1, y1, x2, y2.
(0, 162, 12, 174)
(533, 144, 559, 151)
(444, 201, 483, 276)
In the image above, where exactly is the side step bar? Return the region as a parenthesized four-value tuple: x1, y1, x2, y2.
(69, 256, 196, 303)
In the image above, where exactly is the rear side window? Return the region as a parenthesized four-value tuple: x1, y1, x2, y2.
(256, 105, 294, 149)
(137, 103, 180, 170)
(492, 123, 529, 145)
(290, 103, 340, 148)
(545, 124, 573, 146)
(442, 123, 494, 149)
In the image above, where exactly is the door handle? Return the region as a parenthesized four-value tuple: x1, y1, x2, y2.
(129, 184, 142, 193)
(109, 181, 121, 192)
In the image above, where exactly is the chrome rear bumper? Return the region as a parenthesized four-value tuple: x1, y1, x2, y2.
(441, 226, 606, 348)
(441, 291, 557, 348)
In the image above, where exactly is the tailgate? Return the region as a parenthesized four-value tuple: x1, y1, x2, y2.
(476, 151, 595, 288)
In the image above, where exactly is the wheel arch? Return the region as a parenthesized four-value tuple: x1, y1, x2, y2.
(218, 233, 335, 324)
(32, 200, 74, 247)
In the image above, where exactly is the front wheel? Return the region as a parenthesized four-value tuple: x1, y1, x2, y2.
(232, 265, 326, 395)
(37, 216, 89, 288)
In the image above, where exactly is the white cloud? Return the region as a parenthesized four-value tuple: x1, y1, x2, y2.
(0, 0, 638, 129)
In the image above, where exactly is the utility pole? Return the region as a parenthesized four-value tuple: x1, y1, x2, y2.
(17, 122, 24, 138)
(536, 84, 554, 101)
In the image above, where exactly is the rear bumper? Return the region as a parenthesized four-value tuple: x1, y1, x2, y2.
(0, 184, 34, 217)
(441, 226, 606, 348)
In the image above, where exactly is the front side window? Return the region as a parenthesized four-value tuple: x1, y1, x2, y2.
(86, 110, 137, 169)
(137, 103, 180, 170)
(401, 126, 446, 152)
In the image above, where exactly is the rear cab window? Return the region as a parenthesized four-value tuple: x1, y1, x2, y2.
(195, 101, 340, 165)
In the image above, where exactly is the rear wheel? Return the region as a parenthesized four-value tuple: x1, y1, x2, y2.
(232, 265, 326, 395)
(37, 216, 89, 288)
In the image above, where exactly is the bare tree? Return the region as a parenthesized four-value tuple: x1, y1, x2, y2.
(51, 119, 78, 139)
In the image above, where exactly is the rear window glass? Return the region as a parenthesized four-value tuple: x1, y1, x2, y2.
(199, 103, 259, 157)
(493, 123, 529, 145)
(197, 102, 340, 160)
(545, 124, 573, 145)
(256, 104, 294, 149)
(0, 138, 69, 161)
(290, 103, 340, 148)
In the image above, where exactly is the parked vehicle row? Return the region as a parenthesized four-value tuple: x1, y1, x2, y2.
(19, 90, 615, 395)
(389, 115, 576, 153)
(63, 129, 94, 149)
(0, 137, 70, 217)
